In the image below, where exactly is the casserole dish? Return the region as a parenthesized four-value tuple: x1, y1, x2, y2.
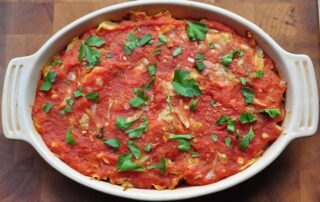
(1, 0, 319, 200)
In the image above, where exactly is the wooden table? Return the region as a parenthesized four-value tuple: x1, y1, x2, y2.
(0, 0, 319, 201)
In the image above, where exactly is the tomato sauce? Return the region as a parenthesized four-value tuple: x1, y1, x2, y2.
(32, 11, 286, 189)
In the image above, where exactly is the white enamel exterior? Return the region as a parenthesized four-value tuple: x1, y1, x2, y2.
(1, 1, 319, 201)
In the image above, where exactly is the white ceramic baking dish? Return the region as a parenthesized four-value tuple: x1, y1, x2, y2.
(1, 0, 319, 200)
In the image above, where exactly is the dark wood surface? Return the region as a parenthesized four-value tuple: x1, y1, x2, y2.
(0, 0, 319, 201)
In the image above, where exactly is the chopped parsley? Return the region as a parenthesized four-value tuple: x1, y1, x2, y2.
(191, 151, 200, 158)
(65, 128, 76, 145)
(42, 102, 52, 113)
(147, 157, 166, 175)
(260, 109, 281, 118)
(148, 64, 157, 76)
(189, 98, 199, 111)
(158, 34, 167, 46)
(168, 134, 193, 152)
(240, 126, 255, 151)
(216, 115, 231, 125)
(210, 100, 216, 107)
(39, 71, 56, 91)
(227, 119, 236, 133)
(116, 116, 138, 130)
(144, 143, 152, 152)
(78, 35, 105, 67)
(128, 141, 141, 159)
(209, 43, 215, 49)
(51, 60, 63, 66)
(66, 96, 74, 106)
(240, 77, 247, 85)
(166, 96, 172, 108)
(211, 134, 218, 142)
(220, 49, 243, 66)
(154, 49, 162, 55)
(224, 137, 232, 148)
(74, 87, 85, 98)
(104, 137, 120, 152)
(129, 91, 148, 108)
(172, 68, 202, 97)
(254, 70, 264, 78)
(240, 112, 257, 123)
(125, 116, 148, 138)
(60, 105, 71, 115)
(241, 87, 254, 104)
(195, 53, 206, 71)
(187, 21, 208, 41)
(85, 92, 99, 102)
(142, 77, 156, 92)
(117, 153, 144, 172)
(138, 34, 152, 46)
(173, 46, 183, 57)
(123, 33, 152, 55)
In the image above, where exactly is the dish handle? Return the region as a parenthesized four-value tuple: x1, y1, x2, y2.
(1, 56, 35, 142)
(285, 53, 319, 138)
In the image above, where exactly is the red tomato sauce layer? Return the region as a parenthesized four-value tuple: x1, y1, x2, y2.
(32, 11, 286, 189)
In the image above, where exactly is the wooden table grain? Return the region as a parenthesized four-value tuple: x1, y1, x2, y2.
(0, 0, 319, 201)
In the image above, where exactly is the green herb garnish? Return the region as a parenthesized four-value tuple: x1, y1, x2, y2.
(195, 53, 206, 71)
(65, 128, 76, 145)
(241, 87, 254, 104)
(191, 152, 200, 158)
(147, 157, 166, 175)
(78, 35, 105, 67)
(128, 141, 141, 159)
(187, 21, 208, 41)
(209, 43, 215, 49)
(240, 112, 257, 123)
(42, 102, 52, 113)
(51, 60, 63, 66)
(173, 46, 183, 57)
(240, 126, 255, 151)
(129, 91, 148, 108)
(240, 77, 247, 85)
(189, 98, 199, 111)
(39, 72, 57, 91)
(168, 134, 193, 152)
(227, 119, 236, 133)
(74, 87, 85, 98)
(224, 137, 232, 148)
(117, 153, 144, 172)
(211, 134, 218, 142)
(125, 116, 148, 138)
(254, 70, 264, 78)
(144, 143, 152, 152)
(104, 137, 120, 152)
(172, 68, 202, 97)
(220, 49, 243, 66)
(216, 115, 231, 125)
(260, 109, 281, 118)
(142, 77, 156, 92)
(148, 64, 157, 76)
(116, 116, 138, 130)
(85, 92, 99, 102)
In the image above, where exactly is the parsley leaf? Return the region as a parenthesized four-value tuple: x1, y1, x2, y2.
(144, 143, 152, 152)
(216, 115, 231, 125)
(211, 134, 218, 142)
(65, 128, 76, 145)
(168, 134, 193, 152)
(224, 137, 232, 148)
(260, 109, 281, 118)
(158, 34, 167, 45)
(154, 49, 162, 55)
(129, 91, 148, 108)
(123, 33, 139, 56)
(173, 46, 183, 57)
(78, 36, 105, 67)
(148, 64, 157, 76)
(104, 137, 120, 152)
(51, 60, 63, 66)
(172, 68, 202, 97)
(74, 87, 85, 98)
(191, 151, 200, 158)
(117, 153, 144, 172)
(189, 98, 199, 111)
(210, 100, 216, 107)
(254, 70, 264, 78)
(142, 77, 156, 92)
(85, 92, 99, 102)
(128, 141, 141, 159)
(240, 112, 257, 123)
(40, 72, 57, 91)
(195, 53, 206, 71)
(116, 116, 138, 130)
(106, 53, 113, 58)
(60, 105, 71, 115)
(147, 157, 166, 175)
(85, 35, 106, 47)
(138, 34, 152, 46)
(240, 77, 247, 85)
(209, 43, 215, 49)
(240, 126, 255, 151)
(187, 21, 208, 41)
(42, 102, 52, 113)
(220, 49, 243, 66)
(227, 119, 236, 133)
(126, 116, 148, 138)
(241, 87, 254, 104)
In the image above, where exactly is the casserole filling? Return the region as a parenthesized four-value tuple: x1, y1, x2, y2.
(32, 11, 286, 189)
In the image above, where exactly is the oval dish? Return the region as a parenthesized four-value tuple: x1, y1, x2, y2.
(1, 1, 319, 201)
